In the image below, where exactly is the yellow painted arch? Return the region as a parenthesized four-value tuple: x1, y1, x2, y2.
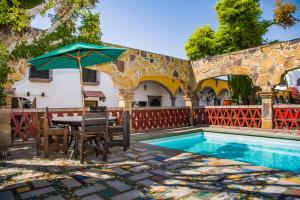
(139, 75, 181, 96)
(197, 78, 229, 96)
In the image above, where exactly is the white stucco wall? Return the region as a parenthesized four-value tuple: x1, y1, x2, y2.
(13, 69, 119, 108)
(133, 81, 185, 107)
(285, 69, 300, 91)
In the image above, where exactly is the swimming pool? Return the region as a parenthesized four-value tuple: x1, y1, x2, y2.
(141, 132, 300, 173)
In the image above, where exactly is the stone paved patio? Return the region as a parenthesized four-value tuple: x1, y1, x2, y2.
(1, 132, 300, 200)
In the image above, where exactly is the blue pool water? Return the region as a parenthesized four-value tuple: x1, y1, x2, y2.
(142, 132, 300, 173)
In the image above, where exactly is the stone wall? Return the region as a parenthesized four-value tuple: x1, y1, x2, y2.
(192, 38, 300, 92)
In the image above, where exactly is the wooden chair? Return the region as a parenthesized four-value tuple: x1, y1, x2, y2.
(36, 112, 69, 158)
(75, 111, 109, 164)
(108, 111, 130, 151)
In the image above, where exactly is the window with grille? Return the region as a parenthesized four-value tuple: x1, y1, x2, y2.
(29, 66, 50, 79)
(83, 68, 97, 83)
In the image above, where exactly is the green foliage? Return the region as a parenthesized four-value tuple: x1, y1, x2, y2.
(0, 0, 98, 32)
(274, 0, 299, 29)
(0, 0, 30, 31)
(184, 25, 216, 60)
(78, 12, 102, 44)
(0, 44, 11, 106)
(228, 76, 259, 104)
(11, 12, 102, 59)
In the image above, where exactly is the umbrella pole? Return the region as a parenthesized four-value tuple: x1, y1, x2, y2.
(77, 56, 85, 114)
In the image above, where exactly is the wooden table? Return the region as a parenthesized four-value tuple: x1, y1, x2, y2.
(51, 116, 117, 159)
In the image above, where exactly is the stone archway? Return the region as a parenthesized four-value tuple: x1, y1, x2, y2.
(88, 44, 196, 110)
(192, 39, 300, 129)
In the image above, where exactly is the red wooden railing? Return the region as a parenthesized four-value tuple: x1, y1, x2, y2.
(193, 107, 208, 126)
(274, 105, 300, 131)
(193, 106, 262, 128)
(11, 111, 37, 144)
(11, 107, 124, 144)
(12, 105, 300, 144)
(131, 107, 190, 132)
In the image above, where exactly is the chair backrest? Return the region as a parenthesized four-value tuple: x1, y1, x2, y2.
(82, 111, 108, 133)
(45, 107, 52, 127)
(90, 106, 107, 112)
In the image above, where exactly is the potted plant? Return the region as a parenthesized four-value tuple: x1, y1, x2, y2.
(223, 92, 232, 106)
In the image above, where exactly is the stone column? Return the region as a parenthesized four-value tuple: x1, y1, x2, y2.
(118, 89, 135, 148)
(183, 95, 194, 126)
(260, 91, 274, 129)
(0, 89, 15, 148)
(118, 89, 135, 111)
(170, 96, 176, 107)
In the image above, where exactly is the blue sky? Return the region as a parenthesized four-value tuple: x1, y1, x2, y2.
(32, 0, 300, 59)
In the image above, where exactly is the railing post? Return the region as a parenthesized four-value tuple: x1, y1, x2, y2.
(260, 91, 274, 129)
(184, 96, 194, 126)
(0, 89, 14, 149)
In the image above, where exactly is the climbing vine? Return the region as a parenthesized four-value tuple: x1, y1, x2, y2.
(0, 44, 11, 106)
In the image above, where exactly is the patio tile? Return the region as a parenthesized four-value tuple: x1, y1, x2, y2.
(166, 163, 184, 170)
(107, 180, 132, 192)
(137, 151, 154, 156)
(108, 156, 127, 163)
(260, 185, 287, 199)
(151, 175, 168, 182)
(31, 179, 50, 188)
(60, 177, 81, 188)
(145, 159, 164, 166)
(0, 191, 14, 200)
(112, 167, 130, 175)
(138, 155, 155, 161)
(20, 186, 56, 199)
(110, 189, 144, 200)
(74, 184, 106, 196)
(82, 194, 104, 200)
(98, 188, 118, 198)
(124, 153, 138, 159)
(3, 182, 27, 190)
(44, 195, 65, 200)
(138, 179, 159, 187)
(16, 186, 31, 193)
(133, 147, 148, 152)
(151, 169, 173, 178)
(83, 177, 103, 184)
(130, 165, 150, 172)
(164, 187, 194, 199)
(285, 188, 300, 197)
(128, 172, 153, 181)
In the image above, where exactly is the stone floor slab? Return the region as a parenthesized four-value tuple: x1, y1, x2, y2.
(31, 179, 50, 188)
(112, 167, 130, 175)
(110, 189, 144, 200)
(20, 187, 56, 199)
(44, 195, 65, 200)
(128, 172, 153, 181)
(81, 194, 104, 200)
(60, 177, 81, 188)
(0, 190, 14, 200)
(138, 179, 159, 187)
(107, 180, 132, 192)
(164, 187, 194, 199)
(74, 184, 106, 197)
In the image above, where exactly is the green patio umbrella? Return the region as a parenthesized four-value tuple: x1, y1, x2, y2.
(29, 42, 126, 113)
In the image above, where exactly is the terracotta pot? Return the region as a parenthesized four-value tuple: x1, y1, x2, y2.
(223, 99, 232, 106)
